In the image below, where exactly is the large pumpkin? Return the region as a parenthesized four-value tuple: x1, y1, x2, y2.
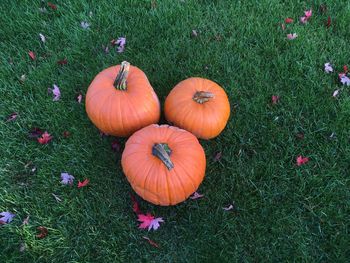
(164, 77, 230, 139)
(85, 61, 160, 137)
(122, 124, 206, 206)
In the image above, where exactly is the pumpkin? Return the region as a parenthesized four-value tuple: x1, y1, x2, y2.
(164, 77, 230, 139)
(85, 61, 160, 137)
(122, 124, 206, 206)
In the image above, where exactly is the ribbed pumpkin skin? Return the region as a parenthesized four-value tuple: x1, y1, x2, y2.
(122, 124, 206, 206)
(85, 65, 160, 137)
(164, 77, 230, 139)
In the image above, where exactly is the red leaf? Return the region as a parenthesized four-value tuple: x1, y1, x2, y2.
(5, 112, 18, 122)
(28, 51, 36, 60)
(326, 16, 331, 28)
(63, 131, 70, 138)
(271, 95, 280, 104)
(78, 178, 89, 188)
(47, 2, 57, 10)
(130, 193, 142, 214)
(36, 226, 48, 239)
(285, 18, 293, 24)
(57, 59, 67, 65)
(37, 131, 53, 144)
(138, 214, 164, 231)
(343, 65, 348, 73)
(296, 156, 309, 166)
(143, 236, 159, 248)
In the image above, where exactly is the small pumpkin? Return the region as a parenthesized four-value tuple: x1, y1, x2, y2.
(85, 61, 160, 137)
(164, 77, 230, 139)
(122, 124, 206, 206)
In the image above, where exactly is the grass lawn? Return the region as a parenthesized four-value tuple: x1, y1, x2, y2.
(1, 0, 350, 262)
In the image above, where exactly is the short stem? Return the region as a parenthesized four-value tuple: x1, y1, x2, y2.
(193, 91, 214, 104)
(114, 61, 130, 90)
(152, 143, 174, 171)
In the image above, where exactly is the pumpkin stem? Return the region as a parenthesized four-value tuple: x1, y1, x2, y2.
(152, 143, 174, 170)
(114, 61, 130, 90)
(193, 91, 214, 104)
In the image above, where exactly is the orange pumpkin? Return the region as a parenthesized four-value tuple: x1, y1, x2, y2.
(164, 77, 230, 139)
(122, 124, 206, 206)
(85, 61, 160, 137)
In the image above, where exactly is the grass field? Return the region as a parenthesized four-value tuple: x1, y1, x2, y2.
(1, 0, 350, 262)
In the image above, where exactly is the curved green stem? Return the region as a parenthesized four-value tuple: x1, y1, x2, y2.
(152, 143, 174, 170)
(114, 61, 130, 90)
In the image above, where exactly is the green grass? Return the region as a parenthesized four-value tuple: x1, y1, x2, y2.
(1, 0, 350, 262)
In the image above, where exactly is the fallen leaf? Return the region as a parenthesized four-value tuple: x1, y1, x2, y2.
(191, 29, 198, 38)
(36, 226, 48, 239)
(60, 172, 74, 185)
(332, 89, 340, 97)
(114, 37, 126, 53)
(340, 75, 350, 86)
(37, 131, 53, 144)
(22, 215, 30, 225)
(78, 178, 89, 188)
(28, 51, 36, 60)
(190, 191, 204, 200)
(300, 9, 312, 24)
(80, 21, 90, 29)
(343, 65, 348, 73)
(143, 236, 159, 248)
(57, 59, 67, 65)
(285, 18, 293, 24)
(304, 9, 312, 18)
(47, 2, 57, 10)
(0, 211, 15, 225)
(326, 16, 331, 28)
(52, 193, 62, 202)
(300, 16, 308, 24)
(48, 84, 61, 101)
(223, 204, 234, 211)
(287, 33, 298, 40)
(214, 151, 222, 162)
(111, 139, 121, 152)
(5, 112, 18, 122)
(131, 193, 142, 214)
(296, 156, 309, 166)
(324, 62, 333, 73)
(28, 127, 43, 139)
(272, 95, 280, 104)
(75, 93, 83, 103)
(63, 131, 70, 138)
(39, 33, 46, 43)
(138, 213, 164, 231)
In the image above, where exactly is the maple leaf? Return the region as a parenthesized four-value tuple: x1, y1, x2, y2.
(304, 9, 312, 18)
(28, 51, 36, 60)
(138, 213, 164, 231)
(47, 2, 57, 10)
(37, 131, 53, 144)
(300, 16, 308, 24)
(28, 127, 43, 139)
(78, 178, 89, 188)
(80, 21, 90, 29)
(324, 62, 333, 73)
(5, 112, 18, 122)
(130, 194, 142, 214)
(190, 191, 204, 200)
(48, 84, 61, 101)
(57, 59, 68, 65)
(285, 18, 293, 24)
(0, 211, 15, 225)
(143, 236, 159, 248)
(271, 95, 280, 104)
(39, 33, 46, 43)
(36, 226, 48, 238)
(296, 156, 309, 166)
(340, 75, 350, 86)
(115, 37, 126, 53)
(287, 33, 298, 40)
(61, 172, 74, 185)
